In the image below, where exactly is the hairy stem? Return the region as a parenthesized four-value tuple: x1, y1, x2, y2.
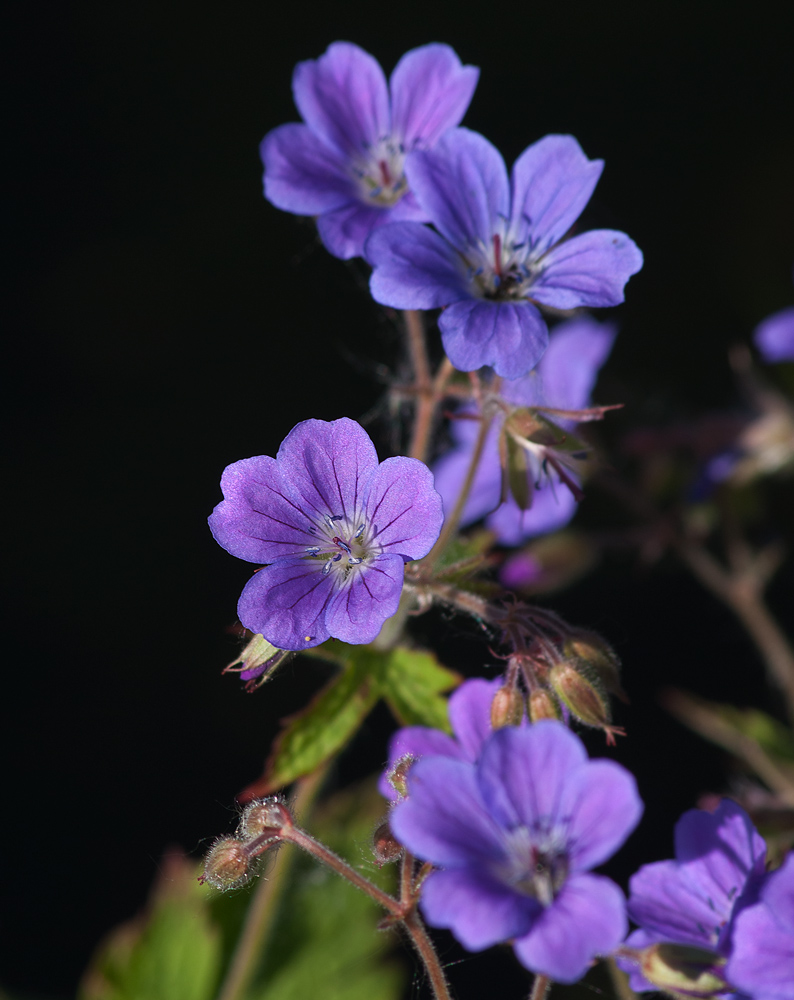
(403, 910, 454, 1000)
(529, 973, 551, 1000)
(405, 309, 434, 464)
(214, 769, 325, 1000)
(605, 956, 638, 1000)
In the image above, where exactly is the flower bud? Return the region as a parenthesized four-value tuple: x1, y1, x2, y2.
(528, 688, 562, 723)
(563, 630, 627, 702)
(224, 633, 294, 691)
(200, 836, 251, 891)
(387, 754, 417, 799)
(549, 659, 621, 742)
(637, 943, 728, 998)
(238, 796, 292, 844)
(372, 820, 402, 866)
(490, 684, 525, 729)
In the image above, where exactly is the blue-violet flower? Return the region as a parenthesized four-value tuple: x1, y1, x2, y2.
(618, 799, 768, 993)
(209, 418, 444, 650)
(366, 128, 642, 378)
(432, 317, 617, 546)
(261, 42, 479, 260)
(390, 720, 643, 982)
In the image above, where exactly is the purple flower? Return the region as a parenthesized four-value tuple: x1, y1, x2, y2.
(261, 42, 479, 260)
(208, 418, 444, 651)
(727, 853, 794, 1000)
(432, 317, 617, 546)
(618, 799, 768, 993)
(366, 128, 642, 378)
(379, 675, 503, 801)
(754, 306, 794, 363)
(390, 720, 643, 982)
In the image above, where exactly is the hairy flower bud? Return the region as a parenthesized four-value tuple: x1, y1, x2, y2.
(528, 688, 562, 723)
(224, 633, 295, 692)
(200, 836, 251, 891)
(238, 796, 292, 844)
(387, 754, 417, 799)
(563, 629, 627, 701)
(549, 659, 623, 743)
(372, 820, 403, 866)
(636, 943, 728, 998)
(490, 684, 525, 729)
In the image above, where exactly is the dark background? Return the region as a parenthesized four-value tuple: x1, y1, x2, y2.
(5, 1, 794, 997)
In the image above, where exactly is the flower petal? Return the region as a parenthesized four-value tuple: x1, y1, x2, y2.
(476, 722, 587, 831)
(277, 418, 379, 524)
(324, 551, 404, 644)
(513, 873, 627, 983)
(390, 44, 479, 148)
(292, 42, 389, 158)
(237, 558, 332, 650)
(431, 418, 503, 527)
(390, 756, 505, 867)
(362, 456, 443, 559)
(366, 221, 468, 308)
(260, 123, 354, 215)
(531, 229, 643, 310)
(406, 128, 509, 248)
(439, 299, 549, 378)
(564, 759, 643, 871)
(420, 868, 538, 951)
(448, 677, 504, 760)
(315, 200, 392, 260)
(486, 484, 578, 546)
(509, 135, 604, 253)
(754, 305, 794, 363)
(208, 455, 316, 563)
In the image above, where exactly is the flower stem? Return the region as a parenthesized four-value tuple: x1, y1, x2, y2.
(403, 909, 453, 1000)
(214, 768, 325, 1000)
(529, 973, 551, 1000)
(405, 309, 434, 463)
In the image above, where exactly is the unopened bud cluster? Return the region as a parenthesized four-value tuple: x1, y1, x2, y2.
(199, 796, 293, 891)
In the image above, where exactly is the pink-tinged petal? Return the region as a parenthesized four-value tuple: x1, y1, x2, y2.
(260, 123, 354, 215)
(324, 552, 404, 644)
(564, 760, 643, 871)
(390, 756, 505, 867)
(277, 418, 378, 523)
(292, 42, 389, 158)
(362, 456, 443, 559)
(439, 298, 549, 378)
(754, 305, 794, 363)
(509, 135, 604, 253)
(503, 317, 618, 414)
(531, 230, 643, 310)
(366, 222, 468, 308)
(378, 726, 464, 801)
(513, 874, 627, 983)
(448, 677, 504, 759)
(431, 419, 503, 527)
(406, 128, 509, 248)
(208, 455, 316, 563)
(486, 485, 578, 546)
(315, 200, 390, 259)
(237, 559, 332, 650)
(476, 722, 587, 831)
(420, 868, 538, 951)
(390, 44, 479, 147)
(627, 859, 727, 949)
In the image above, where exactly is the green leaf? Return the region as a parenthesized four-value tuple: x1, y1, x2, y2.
(78, 854, 221, 1000)
(714, 704, 794, 760)
(374, 646, 460, 730)
(263, 647, 381, 790)
(245, 783, 403, 1000)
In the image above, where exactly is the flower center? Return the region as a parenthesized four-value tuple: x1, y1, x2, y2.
(465, 231, 545, 301)
(496, 824, 570, 905)
(304, 513, 374, 582)
(353, 136, 409, 207)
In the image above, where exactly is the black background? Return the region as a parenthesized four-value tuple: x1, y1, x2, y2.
(5, 1, 794, 996)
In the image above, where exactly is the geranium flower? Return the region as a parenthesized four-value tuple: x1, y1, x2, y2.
(390, 720, 643, 982)
(754, 305, 794, 363)
(379, 675, 503, 801)
(208, 418, 443, 650)
(366, 128, 641, 377)
(727, 852, 794, 1000)
(618, 799, 768, 993)
(432, 316, 617, 546)
(261, 42, 479, 259)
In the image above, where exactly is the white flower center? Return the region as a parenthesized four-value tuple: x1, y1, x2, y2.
(464, 228, 547, 301)
(495, 823, 570, 905)
(304, 513, 376, 583)
(353, 136, 409, 207)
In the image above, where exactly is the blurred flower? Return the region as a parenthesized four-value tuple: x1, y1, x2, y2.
(754, 270, 794, 363)
(390, 720, 643, 982)
(727, 852, 794, 1000)
(367, 128, 641, 377)
(618, 799, 767, 993)
(432, 317, 617, 546)
(209, 418, 443, 650)
(261, 42, 478, 259)
(379, 675, 503, 801)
